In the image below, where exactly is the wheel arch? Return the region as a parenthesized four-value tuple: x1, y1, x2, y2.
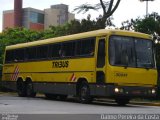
(25, 77, 32, 84)
(16, 77, 24, 88)
(76, 77, 89, 96)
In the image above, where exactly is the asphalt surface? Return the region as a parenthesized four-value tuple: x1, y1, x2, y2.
(0, 93, 160, 120)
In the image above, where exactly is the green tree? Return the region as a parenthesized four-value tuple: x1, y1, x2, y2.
(121, 12, 160, 39)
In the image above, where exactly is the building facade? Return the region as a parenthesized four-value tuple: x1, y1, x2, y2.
(23, 8, 44, 31)
(2, 1, 75, 31)
(44, 4, 75, 29)
(3, 10, 15, 29)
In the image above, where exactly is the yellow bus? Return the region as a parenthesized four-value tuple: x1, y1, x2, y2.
(1, 29, 157, 105)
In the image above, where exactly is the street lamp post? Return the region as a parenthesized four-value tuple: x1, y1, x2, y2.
(140, 0, 154, 16)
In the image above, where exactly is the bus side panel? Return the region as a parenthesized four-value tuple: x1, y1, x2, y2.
(33, 82, 77, 95)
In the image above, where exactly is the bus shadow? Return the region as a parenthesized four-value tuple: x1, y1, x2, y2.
(40, 96, 143, 108)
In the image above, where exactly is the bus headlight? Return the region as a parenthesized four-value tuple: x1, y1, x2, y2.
(151, 89, 156, 94)
(115, 88, 124, 93)
(115, 88, 119, 93)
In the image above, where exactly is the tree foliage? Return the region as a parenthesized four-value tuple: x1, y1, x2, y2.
(121, 12, 160, 39)
(73, 0, 121, 27)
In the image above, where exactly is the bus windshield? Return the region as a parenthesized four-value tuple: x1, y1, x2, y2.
(109, 35, 155, 69)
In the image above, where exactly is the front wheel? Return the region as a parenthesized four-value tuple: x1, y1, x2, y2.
(115, 98, 130, 106)
(59, 95, 67, 101)
(79, 82, 92, 104)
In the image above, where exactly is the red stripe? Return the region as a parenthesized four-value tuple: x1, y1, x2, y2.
(70, 73, 75, 81)
(13, 67, 19, 81)
(11, 66, 17, 80)
(11, 66, 19, 81)
(73, 76, 76, 81)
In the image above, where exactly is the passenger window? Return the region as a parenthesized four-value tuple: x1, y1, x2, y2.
(14, 49, 25, 61)
(5, 50, 14, 63)
(62, 42, 75, 57)
(37, 45, 48, 59)
(50, 43, 61, 58)
(76, 38, 95, 56)
(26, 47, 37, 60)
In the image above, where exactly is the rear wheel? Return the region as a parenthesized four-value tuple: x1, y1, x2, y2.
(17, 81, 26, 97)
(79, 81, 92, 104)
(26, 81, 36, 97)
(115, 98, 130, 106)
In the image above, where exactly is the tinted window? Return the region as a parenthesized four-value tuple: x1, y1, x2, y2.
(76, 38, 95, 56)
(50, 43, 61, 58)
(15, 49, 25, 61)
(26, 47, 37, 60)
(5, 50, 14, 63)
(62, 42, 75, 57)
(37, 45, 48, 59)
(5, 49, 25, 63)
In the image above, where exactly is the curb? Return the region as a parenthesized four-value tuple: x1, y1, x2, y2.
(96, 98, 160, 107)
(130, 101, 160, 106)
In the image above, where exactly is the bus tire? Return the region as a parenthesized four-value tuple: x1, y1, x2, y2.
(79, 81, 92, 104)
(115, 98, 130, 106)
(45, 94, 57, 100)
(26, 81, 36, 97)
(17, 80, 26, 97)
(59, 95, 67, 100)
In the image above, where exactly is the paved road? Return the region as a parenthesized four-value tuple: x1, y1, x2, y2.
(0, 93, 160, 120)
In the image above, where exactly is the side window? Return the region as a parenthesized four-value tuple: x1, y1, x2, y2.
(5, 49, 25, 63)
(26, 47, 37, 60)
(50, 43, 61, 58)
(62, 42, 75, 57)
(76, 40, 82, 56)
(37, 45, 48, 59)
(5, 50, 14, 63)
(135, 39, 154, 68)
(76, 38, 95, 56)
(14, 49, 25, 61)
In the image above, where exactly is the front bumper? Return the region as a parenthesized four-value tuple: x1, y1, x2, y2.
(89, 84, 157, 98)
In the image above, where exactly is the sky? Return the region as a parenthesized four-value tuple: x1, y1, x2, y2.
(0, 0, 160, 32)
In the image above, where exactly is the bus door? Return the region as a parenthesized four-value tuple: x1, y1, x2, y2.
(96, 37, 106, 84)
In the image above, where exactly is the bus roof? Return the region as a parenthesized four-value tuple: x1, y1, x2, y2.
(6, 29, 152, 50)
